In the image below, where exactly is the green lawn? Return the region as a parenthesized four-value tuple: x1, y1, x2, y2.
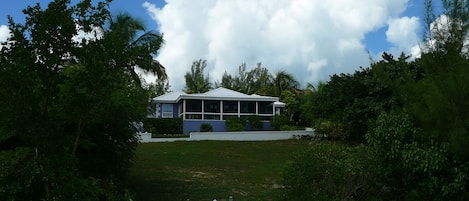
(125, 140, 311, 201)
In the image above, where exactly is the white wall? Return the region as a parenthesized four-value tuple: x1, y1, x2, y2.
(138, 130, 314, 143)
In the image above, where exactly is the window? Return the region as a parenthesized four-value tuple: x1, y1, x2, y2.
(161, 104, 173, 118)
(186, 99, 202, 112)
(185, 114, 202, 119)
(223, 101, 238, 113)
(204, 100, 220, 113)
(258, 102, 273, 114)
(204, 114, 221, 120)
(259, 116, 273, 121)
(240, 101, 256, 113)
(223, 115, 238, 120)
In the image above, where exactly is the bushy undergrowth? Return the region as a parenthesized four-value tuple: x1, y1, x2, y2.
(199, 123, 213, 132)
(225, 117, 246, 131)
(144, 118, 182, 134)
(282, 141, 379, 201)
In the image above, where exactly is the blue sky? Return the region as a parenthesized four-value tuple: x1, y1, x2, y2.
(0, 0, 440, 90)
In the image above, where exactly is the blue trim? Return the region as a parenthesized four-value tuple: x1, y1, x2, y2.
(183, 120, 227, 134)
(172, 103, 179, 118)
(183, 120, 273, 134)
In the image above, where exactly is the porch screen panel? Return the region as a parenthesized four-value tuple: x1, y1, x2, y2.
(223, 101, 238, 113)
(186, 99, 202, 112)
(240, 101, 256, 113)
(258, 101, 273, 114)
(204, 100, 220, 113)
(204, 114, 221, 120)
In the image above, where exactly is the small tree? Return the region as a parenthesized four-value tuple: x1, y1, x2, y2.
(184, 59, 212, 93)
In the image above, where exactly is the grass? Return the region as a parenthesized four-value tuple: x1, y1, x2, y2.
(125, 140, 312, 201)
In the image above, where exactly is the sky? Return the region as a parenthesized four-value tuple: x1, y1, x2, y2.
(0, 0, 439, 91)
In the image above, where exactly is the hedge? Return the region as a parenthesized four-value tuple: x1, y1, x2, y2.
(143, 118, 183, 134)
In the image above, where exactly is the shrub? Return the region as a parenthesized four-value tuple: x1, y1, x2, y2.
(143, 118, 183, 134)
(366, 112, 469, 200)
(282, 142, 378, 201)
(271, 114, 289, 130)
(199, 123, 213, 132)
(247, 115, 263, 130)
(225, 117, 245, 131)
(314, 120, 350, 141)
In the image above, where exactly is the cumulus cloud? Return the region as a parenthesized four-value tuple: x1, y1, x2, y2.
(0, 25, 11, 49)
(144, 0, 411, 91)
(386, 16, 422, 58)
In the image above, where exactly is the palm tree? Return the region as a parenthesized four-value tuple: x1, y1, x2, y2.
(271, 70, 299, 96)
(184, 59, 212, 93)
(107, 13, 167, 83)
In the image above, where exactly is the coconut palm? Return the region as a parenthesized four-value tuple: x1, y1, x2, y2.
(107, 13, 167, 83)
(271, 70, 299, 96)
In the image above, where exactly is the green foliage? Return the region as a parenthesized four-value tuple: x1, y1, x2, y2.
(366, 112, 469, 200)
(200, 123, 213, 132)
(271, 114, 290, 130)
(280, 90, 299, 122)
(0, 0, 165, 199)
(271, 70, 299, 96)
(216, 62, 273, 95)
(307, 57, 409, 142)
(314, 120, 350, 141)
(247, 115, 263, 130)
(215, 63, 300, 97)
(282, 142, 378, 201)
(184, 59, 212, 93)
(144, 118, 183, 134)
(145, 79, 171, 99)
(225, 117, 246, 131)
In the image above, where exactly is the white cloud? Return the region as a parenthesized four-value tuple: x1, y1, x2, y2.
(0, 25, 11, 49)
(386, 16, 421, 57)
(144, 0, 410, 91)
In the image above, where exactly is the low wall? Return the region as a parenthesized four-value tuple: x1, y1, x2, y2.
(138, 129, 315, 143)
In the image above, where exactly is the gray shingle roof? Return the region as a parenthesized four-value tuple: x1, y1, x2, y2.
(153, 87, 284, 103)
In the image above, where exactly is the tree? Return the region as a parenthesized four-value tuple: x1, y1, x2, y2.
(308, 63, 398, 142)
(270, 70, 299, 96)
(0, 0, 166, 200)
(280, 90, 299, 123)
(108, 12, 167, 82)
(215, 62, 275, 95)
(402, 0, 469, 161)
(184, 59, 212, 93)
(146, 79, 171, 98)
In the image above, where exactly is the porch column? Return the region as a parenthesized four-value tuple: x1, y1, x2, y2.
(237, 101, 240, 117)
(182, 99, 186, 120)
(220, 100, 223, 120)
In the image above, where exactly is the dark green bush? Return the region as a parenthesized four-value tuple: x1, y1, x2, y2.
(366, 112, 469, 200)
(225, 117, 245, 131)
(143, 118, 183, 134)
(247, 115, 263, 130)
(271, 114, 289, 130)
(199, 123, 213, 132)
(282, 142, 378, 201)
(314, 120, 350, 141)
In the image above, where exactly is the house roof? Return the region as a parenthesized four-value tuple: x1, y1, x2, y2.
(153, 91, 186, 103)
(153, 87, 283, 103)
